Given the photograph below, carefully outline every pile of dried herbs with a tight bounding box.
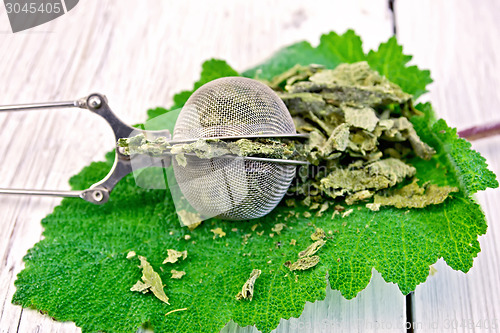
[272,61,457,209]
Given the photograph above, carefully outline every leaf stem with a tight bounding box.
[458,122,500,141]
[165,308,188,316]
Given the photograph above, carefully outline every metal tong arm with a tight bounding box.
[0,100,81,112]
[0,94,170,204]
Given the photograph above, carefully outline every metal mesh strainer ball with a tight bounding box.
[172,77,297,220]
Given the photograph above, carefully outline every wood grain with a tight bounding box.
[396,0,500,332]
[0,1,402,332]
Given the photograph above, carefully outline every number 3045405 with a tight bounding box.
[5,2,62,14]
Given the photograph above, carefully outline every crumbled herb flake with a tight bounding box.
[342,209,354,218]
[131,256,170,304]
[271,223,286,235]
[210,227,226,239]
[242,233,252,245]
[236,269,262,301]
[130,280,151,294]
[175,153,187,167]
[345,190,373,205]
[366,203,381,211]
[309,203,320,210]
[310,228,326,241]
[285,255,320,271]
[163,249,188,264]
[170,270,186,280]
[315,202,329,217]
[177,210,202,229]
[298,239,326,258]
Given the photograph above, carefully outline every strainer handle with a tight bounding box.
[0,94,172,204]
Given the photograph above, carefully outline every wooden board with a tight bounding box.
[396,0,500,331]
[0,1,403,332]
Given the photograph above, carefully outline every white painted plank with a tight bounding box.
[396,1,500,331]
[271,270,405,333]
[222,271,406,333]
[0,1,401,332]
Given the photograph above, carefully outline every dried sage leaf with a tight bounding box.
[285,255,320,271]
[374,180,459,208]
[298,239,326,258]
[236,269,262,301]
[345,190,373,205]
[343,105,379,132]
[177,210,202,229]
[366,203,381,211]
[322,123,350,155]
[131,256,170,304]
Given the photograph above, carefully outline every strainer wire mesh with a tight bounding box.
[172,77,297,220]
